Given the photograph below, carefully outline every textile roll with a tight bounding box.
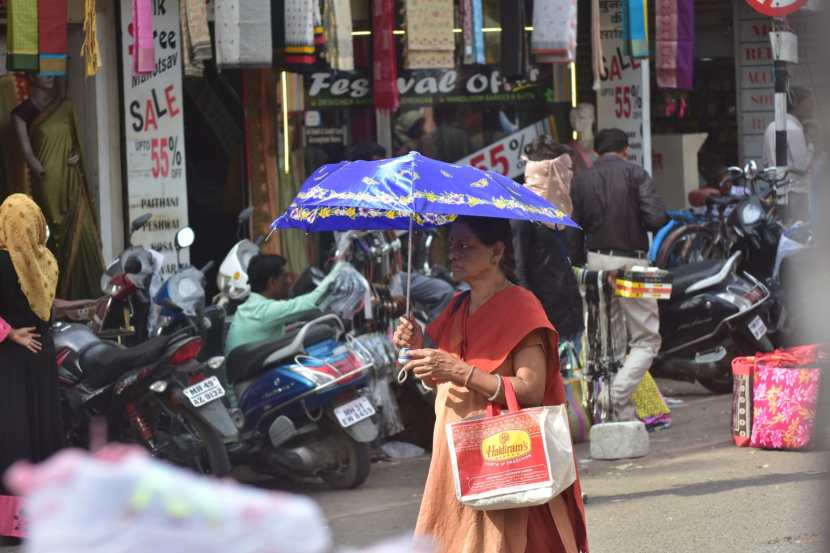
[8,0,39,72]
[38,0,68,76]
[623,0,649,59]
[655,0,694,90]
[215,0,273,68]
[531,0,577,64]
[133,0,154,75]
[404,0,454,70]
[181,0,212,77]
[372,0,399,111]
[500,0,526,78]
[471,0,484,64]
[591,0,606,90]
[323,0,354,71]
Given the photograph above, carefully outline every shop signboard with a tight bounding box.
[305,65,554,109]
[595,0,649,169]
[456,117,560,179]
[120,0,189,275]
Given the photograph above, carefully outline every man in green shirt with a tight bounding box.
[225,254,343,354]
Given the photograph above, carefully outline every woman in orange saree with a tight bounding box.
[394,216,589,553]
[12,75,103,300]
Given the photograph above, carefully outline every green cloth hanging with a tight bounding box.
[8,0,39,71]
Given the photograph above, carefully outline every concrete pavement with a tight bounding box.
[2,381,827,552]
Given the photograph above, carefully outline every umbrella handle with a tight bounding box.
[405,216,414,317]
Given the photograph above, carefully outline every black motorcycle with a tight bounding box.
[54,322,237,475]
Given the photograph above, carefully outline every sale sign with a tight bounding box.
[456,116,559,179]
[596,1,648,167]
[121,0,189,275]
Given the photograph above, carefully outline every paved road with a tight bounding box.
[3,381,827,552]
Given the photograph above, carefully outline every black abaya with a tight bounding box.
[0,250,63,494]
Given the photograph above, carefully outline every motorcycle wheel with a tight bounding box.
[698,336,774,394]
[320,426,371,490]
[655,224,727,269]
[171,403,233,477]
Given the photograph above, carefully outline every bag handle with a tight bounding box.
[486,377,520,417]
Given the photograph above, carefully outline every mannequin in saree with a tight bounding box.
[569,103,596,169]
[12,74,103,300]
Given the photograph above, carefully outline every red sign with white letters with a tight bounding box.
[744,0,807,17]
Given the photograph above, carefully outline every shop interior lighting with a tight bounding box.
[352,26,534,36]
[281,71,290,175]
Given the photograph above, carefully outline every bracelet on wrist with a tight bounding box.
[487,374,503,402]
[462,365,476,388]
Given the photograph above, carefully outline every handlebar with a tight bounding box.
[200,261,215,274]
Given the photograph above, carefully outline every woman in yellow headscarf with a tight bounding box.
[0,194,64,530]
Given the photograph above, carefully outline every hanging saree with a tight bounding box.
[133,0,155,75]
[500,0,527,78]
[11,99,104,300]
[0,75,32,199]
[403,0,454,70]
[273,0,316,71]
[472,0,484,64]
[38,0,68,76]
[623,0,649,60]
[7,0,39,72]
[372,0,399,112]
[655,0,694,90]
[531,0,577,65]
[181,0,212,77]
[323,0,354,71]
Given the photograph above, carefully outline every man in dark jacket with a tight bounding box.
[512,136,585,349]
[571,128,668,421]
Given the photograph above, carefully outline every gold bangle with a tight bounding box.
[463,365,476,388]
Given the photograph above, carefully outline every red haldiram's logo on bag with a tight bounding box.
[481,430,532,462]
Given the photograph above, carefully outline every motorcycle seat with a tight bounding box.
[80,335,173,389]
[669,259,725,298]
[226,325,337,384]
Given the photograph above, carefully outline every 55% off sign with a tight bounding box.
[457,118,557,179]
[149,135,184,179]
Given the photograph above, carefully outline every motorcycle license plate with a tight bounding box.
[333,397,376,428]
[748,316,768,341]
[183,376,226,408]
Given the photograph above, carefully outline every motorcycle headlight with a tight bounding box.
[177,277,200,299]
[739,201,763,226]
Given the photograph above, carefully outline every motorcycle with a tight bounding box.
[221,311,379,489]
[579,251,773,405]
[53,322,237,475]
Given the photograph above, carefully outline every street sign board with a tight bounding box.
[744,0,807,17]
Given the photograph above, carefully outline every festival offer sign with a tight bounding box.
[596,0,647,166]
[121,0,189,274]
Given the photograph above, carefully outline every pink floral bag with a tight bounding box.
[750,350,824,450]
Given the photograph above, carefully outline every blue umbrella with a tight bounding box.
[272,151,578,232]
[271,151,578,324]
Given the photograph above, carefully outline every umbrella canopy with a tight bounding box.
[271,151,578,232]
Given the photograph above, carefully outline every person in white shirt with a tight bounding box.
[762,87,815,221]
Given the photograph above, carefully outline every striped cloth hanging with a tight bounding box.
[38,0,68,75]
[656,0,694,89]
[623,0,649,59]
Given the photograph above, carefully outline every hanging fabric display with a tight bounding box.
[323,0,354,71]
[591,0,605,89]
[472,0,484,64]
[372,0,399,112]
[500,0,527,78]
[313,2,326,66]
[655,0,694,90]
[460,0,474,64]
[81,0,101,76]
[273,0,316,71]
[531,0,577,64]
[623,0,649,59]
[133,0,154,75]
[403,0,454,69]
[181,0,212,77]
[7,0,39,71]
[215,0,273,68]
[38,0,68,75]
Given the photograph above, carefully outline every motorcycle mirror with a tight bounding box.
[238,206,254,223]
[130,214,153,234]
[175,227,196,250]
[744,160,759,180]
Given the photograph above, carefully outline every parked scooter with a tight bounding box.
[222,312,378,489]
[53,322,237,475]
